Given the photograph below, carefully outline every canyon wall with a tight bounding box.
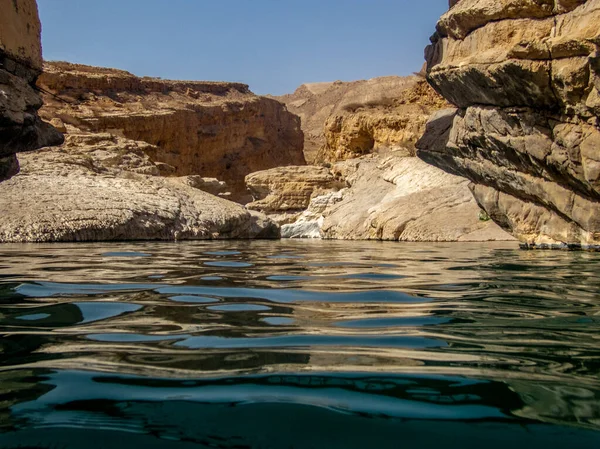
[417,0,600,249]
[276,76,447,163]
[38,62,305,201]
[0,0,63,179]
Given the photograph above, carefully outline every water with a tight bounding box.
[0,240,599,448]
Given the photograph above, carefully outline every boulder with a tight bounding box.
[249,154,514,242]
[245,165,343,224]
[319,155,513,242]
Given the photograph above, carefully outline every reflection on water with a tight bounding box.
[0,240,599,448]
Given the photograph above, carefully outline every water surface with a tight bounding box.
[0,241,599,448]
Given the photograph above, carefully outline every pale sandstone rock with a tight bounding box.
[275,76,447,163]
[418,0,600,249]
[245,166,343,224]
[169,176,231,197]
[0,0,63,172]
[252,154,513,242]
[281,190,346,239]
[37,62,305,201]
[319,155,513,242]
[316,79,449,163]
[0,0,43,70]
[0,132,279,242]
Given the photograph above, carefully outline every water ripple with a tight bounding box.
[0,241,599,446]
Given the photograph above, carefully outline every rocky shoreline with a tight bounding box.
[0,131,279,242]
[246,155,513,242]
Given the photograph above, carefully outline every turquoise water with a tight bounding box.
[0,240,599,448]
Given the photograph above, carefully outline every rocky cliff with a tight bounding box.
[417,0,600,249]
[0,0,63,180]
[276,76,447,163]
[37,62,305,201]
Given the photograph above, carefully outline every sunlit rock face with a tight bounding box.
[417,0,600,249]
[245,155,513,242]
[276,76,448,164]
[245,165,344,226]
[0,131,280,242]
[37,62,305,202]
[0,0,64,181]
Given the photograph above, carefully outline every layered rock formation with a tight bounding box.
[276,76,447,163]
[0,131,278,242]
[417,0,600,249]
[246,166,343,224]
[246,154,513,242]
[37,62,305,201]
[0,0,63,180]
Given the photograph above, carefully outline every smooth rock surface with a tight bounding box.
[418,0,600,249]
[319,156,513,242]
[253,154,513,242]
[0,132,279,242]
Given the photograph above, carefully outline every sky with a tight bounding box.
[37,0,449,96]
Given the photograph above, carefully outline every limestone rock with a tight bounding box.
[319,155,513,242]
[37,61,305,201]
[418,0,600,249]
[0,0,43,70]
[275,76,447,163]
[0,132,279,242]
[245,165,343,224]
[281,190,346,239]
[255,154,513,242]
[316,79,449,163]
[0,0,63,170]
[169,176,231,198]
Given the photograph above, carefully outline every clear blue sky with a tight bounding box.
[37,0,448,96]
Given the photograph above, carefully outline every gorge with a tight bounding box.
[1,0,598,249]
[1,2,600,448]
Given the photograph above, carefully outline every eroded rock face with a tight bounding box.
[317,79,449,163]
[246,154,513,242]
[0,131,279,242]
[245,166,343,224]
[417,0,600,249]
[0,0,63,178]
[275,76,447,163]
[38,62,305,201]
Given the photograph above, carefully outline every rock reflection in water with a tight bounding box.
[0,241,599,447]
